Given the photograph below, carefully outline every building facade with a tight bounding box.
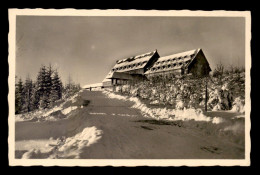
[102,48,211,87]
[102,50,160,87]
[145,48,211,78]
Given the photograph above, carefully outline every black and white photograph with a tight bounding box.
[8,9,251,166]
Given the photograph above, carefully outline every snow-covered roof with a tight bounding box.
[104,71,134,80]
[83,83,103,89]
[102,71,113,83]
[145,48,200,74]
[111,50,157,72]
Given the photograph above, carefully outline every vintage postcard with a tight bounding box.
[8,9,251,166]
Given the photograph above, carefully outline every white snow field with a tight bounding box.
[103,90,228,124]
[15,92,80,122]
[17,126,103,159]
[15,90,245,159]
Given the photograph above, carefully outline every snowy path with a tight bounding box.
[15,90,244,159]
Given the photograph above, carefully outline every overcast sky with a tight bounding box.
[16,16,245,86]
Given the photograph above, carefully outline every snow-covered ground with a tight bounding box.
[17,126,103,159]
[102,90,238,124]
[102,89,245,143]
[15,90,245,159]
[15,93,81,122]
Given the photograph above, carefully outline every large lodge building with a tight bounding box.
[101,48,211,88]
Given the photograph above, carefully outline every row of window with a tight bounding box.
[112,61,148,71]
[150,60,190,72]
[155,54,194,65]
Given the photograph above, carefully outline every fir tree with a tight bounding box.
[22,76,33,113]
[15,78,24,114]
[31,82,39,110]
[49,70,63,107]
[46,64,54,107]
[35,65,49,108]
[39,91,49,109]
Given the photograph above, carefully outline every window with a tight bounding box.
[173,63,177,67]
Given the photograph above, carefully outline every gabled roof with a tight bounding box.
[144,48,201,74]
[103,71,134,80]
[111,50,158,72]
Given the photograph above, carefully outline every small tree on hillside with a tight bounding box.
[30,82,39,111]
[35,65,50,109]
[46,64,54,98]
[15,78,24,114]
[49,70,63,107]
[213,62,225,87]
[22,76,33,113]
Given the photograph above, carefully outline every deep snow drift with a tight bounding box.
[17,126,103,159]
[15,93,81,122]
[15,90,245,159]
[102,90,226,124]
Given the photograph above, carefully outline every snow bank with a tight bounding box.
[15,91,84,122]
[21,126,103,159]
[68,94,79,103]
[43,106,62,117]
[61,106,78,115]
[16,139,58,152]
[103,90,224,124]
[15,114,28,122]
[58,126,103,158]
[231,97,245,113]
[212,117,225,124]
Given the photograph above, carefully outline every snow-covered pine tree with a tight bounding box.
[49,69,63,107]
[39,91,49,109]
[36,65,45,97]
[22,76,33,113]
[46,64,54,108]
[30,82,39,110]
[37,65,50,109]
[15,78,24,114]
